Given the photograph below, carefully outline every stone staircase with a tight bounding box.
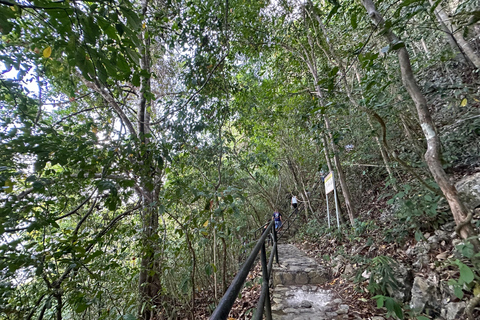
[272,244,329,286]
[271,244,349,320]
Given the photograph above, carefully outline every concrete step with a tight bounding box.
[270,244,343,319]
[271,285,343,320]
[272,244,330,286]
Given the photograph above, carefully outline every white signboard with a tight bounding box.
[324,171,340,229]
[324,172,334,194]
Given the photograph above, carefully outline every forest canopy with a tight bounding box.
[1,0,480,319]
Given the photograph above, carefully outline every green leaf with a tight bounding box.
[414,230,424,242]
[75,302,88,313]
[390,41,405,51]
[459,262,474,284]
[454,285,464,299]
[372,295,385,308]
[393,303,404,319]
[132,73,140,87]
[350,12,358,29]
[120,7,142,30]
[115,23,124,36]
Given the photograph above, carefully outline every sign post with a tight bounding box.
[324,172,340,229]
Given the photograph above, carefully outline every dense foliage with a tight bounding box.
[1,0,479,319]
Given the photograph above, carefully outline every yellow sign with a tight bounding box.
[324,172,334,194]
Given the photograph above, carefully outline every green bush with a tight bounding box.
[383,184,448,243]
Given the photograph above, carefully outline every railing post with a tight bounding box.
[272,227,279,265]
[260,243,272,320]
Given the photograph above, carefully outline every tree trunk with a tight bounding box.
[185,230,196,320]
[55,293,62,320]
[322,133,334,172]
[221,236,227,294]
[429,0,480,69]
[321,132,346,224]
[324,115,356,225]
[361,0,480,251]
[138,204,161,319]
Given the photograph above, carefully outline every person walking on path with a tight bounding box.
[272,210,283,230]
[291,194,298,212]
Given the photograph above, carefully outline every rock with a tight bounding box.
[361,270,371,279]
[410,274,442,313]
[442,301,466,320]
[434,229,449,242]
[296,272,308,285]
[283,307,298,314]
[283,272,294,285]
[332,298,343,304]
[300,300,312,308]
[332,255,345,275]
[337,304,349,314]
[367,244,378,257]
[413,254,430,270]
[405,246,415,256]
[325,311,338,317]
[436,252,448,260]
[452,239,462,246]
[427,235,440,250]
[371,317,385,320]
[343,264,354,276]
[441,221,456,232]
[386,263,414,302]
[414,241,431,255]
[455,172,480,211]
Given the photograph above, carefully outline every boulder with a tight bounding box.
[332,255,345,275]
[410,274,442,314]
[343,263,354,276]
[455,172,480,211]
[441,301,466,320]
[386,263,413,302]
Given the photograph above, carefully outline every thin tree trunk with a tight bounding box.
[138,205,161,320]
[361,0,480,251]
[322,133,334,172]
[185,231,196,320]
[221,236,227,294]
[367,116,398,190]
[429,0,480,69]
[324,115,356,225]
[55,293,62,320]
[321,132,346,223]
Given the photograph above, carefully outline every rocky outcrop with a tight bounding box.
[410,274,442,315]
[455,172,480,211]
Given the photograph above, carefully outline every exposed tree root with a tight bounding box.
[466,292,480,320]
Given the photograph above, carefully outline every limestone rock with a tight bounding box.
[410,274,442,313]
[455,172,480,211]
[442,301,466,320]
[337,304,349,314]
[413,254,430,270]
[385,263,413,302]
[343,263,354,276]
[300,300,312,308]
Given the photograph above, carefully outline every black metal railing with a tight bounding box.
[210,219,278,320]
[210,205,303,320]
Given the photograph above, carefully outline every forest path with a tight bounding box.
[271,244,350,319]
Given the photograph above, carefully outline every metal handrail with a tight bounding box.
[252,204,303,241]
[210,220,278,320]
[277,204,303,240]
[210,205,303,320]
